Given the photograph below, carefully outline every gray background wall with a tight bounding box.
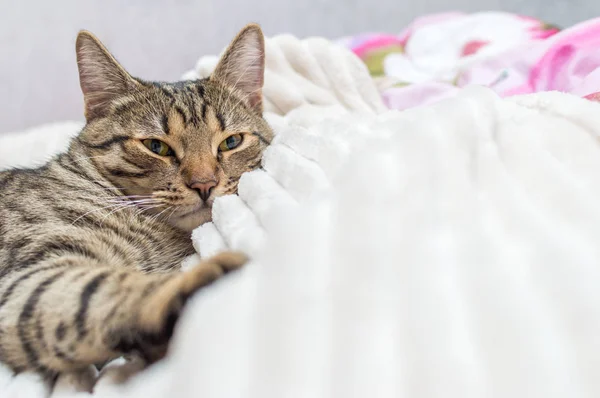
[1,0,598,133]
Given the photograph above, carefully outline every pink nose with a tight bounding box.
[189,180,217,202]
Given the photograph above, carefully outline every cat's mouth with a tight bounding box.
[174,200,212,219]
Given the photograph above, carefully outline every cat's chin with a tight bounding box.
[168,205,213,232]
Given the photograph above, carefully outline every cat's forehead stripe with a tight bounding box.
[154,81,232,134]
[160,81,210,130]
[215,110,226,131]
[160,114,169,135]
[173,106,188,126]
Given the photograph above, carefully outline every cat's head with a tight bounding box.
[72,24,273,232]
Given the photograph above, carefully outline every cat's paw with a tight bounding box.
[95,357,147,388]
[180,250,248,294]
[134,250,248,363]
[206,250,249,272]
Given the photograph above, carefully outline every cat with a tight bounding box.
[0,23,273,383]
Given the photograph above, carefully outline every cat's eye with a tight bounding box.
[218,134,243,152]
[142,139,174,157]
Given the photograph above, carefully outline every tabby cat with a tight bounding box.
[0,23,273,382]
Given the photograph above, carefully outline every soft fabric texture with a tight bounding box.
[182,35,387,116]
[338,12,600,109]
[0,122,83,170]
[3,33,600,398]
[155,86,600,398]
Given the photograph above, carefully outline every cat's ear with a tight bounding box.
[76,30,140,121]
[211,24,265,113]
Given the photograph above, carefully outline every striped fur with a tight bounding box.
[0,24,273,383]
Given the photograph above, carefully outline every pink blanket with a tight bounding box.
[337,12,600,109]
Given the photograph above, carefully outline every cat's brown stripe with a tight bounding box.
[53,345,75,364]
[18,270,68,371]
[174,105,188,126]
[161,114,170,135]
[185,90,201,127]
[120,156,146,171]
[200,102,208,122]
[106,167,151,179]
[0,265,62,308]
[196,83,206,98]
[0,23,272,386]
[215,110,227,131]
[159,86,175,100]
[75,272,110,338]
[79,135,130,150]
[35,317,47,347]
[55,322,66,341]
[252,131,271,145]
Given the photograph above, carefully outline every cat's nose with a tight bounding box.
[189,180,217,202]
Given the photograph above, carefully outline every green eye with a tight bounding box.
[142,139,174,156]
[218,134,243,152]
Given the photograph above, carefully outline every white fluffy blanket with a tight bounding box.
[3,35,600,398]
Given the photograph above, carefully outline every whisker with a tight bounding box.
[98,201,163,225]
[107,197,160,204]
[70,202,138,225]
[161,205,180,223]
[147,206,172,223]
[132,204,165,221]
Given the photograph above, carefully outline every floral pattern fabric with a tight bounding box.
[337,12,600,109]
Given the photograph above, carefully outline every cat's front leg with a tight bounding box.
[123,250,248,365]
[0,251,247,377]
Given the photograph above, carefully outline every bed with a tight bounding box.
[2,13,600,397]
